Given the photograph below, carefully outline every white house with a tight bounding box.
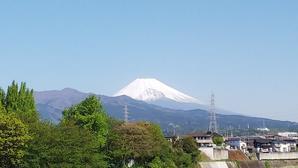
[272,141,291,153]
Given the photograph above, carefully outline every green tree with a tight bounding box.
[212,135,224,146]
[171,137,199,168]
[62,95,109,146]
[25,121,107,168]
[0,93,5,113]
[173,150,193,168]
[149,157,164,168]
[5,81,19,112]
[5,81,38,123]
[0,113,31,167]
[106,122,176,168]
[148,157,176,168]
[177,136,200,164]
[0,87,5,109]
[107,122,153,166]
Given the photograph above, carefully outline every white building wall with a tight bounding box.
[258,152,298,160]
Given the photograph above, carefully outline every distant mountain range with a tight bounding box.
[34,88,298,134]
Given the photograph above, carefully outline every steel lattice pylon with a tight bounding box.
[208,93,218,133]
[124,105,129,123]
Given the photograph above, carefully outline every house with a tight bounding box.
[271,139,297,152]
[227,137,247,153]
[272,140,291,152]
[165,135,179,143]
[243,136,264,153]
[283,139,297,152]
[187,132,228,160]
[265,134,282,140]
[254,138,273,153]
[278,132,298,140]
[187,132,221,147]
[252,136,298,153]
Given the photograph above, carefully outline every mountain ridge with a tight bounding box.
[34,88,298,134]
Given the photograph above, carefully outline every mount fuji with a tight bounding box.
[114,78,205,110]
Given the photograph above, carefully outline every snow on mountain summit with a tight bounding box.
[114,78,202,104]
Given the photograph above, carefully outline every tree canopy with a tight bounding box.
[0,81,38,167]
[25,121,107,167]
[106,122,174,167]
[0,81,202,167]
[62,95,109,146]
[212,135,224,146]
[174,136,200,167]
[0,113,31,167]
[3,81,38,123]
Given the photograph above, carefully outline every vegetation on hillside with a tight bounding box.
[0,81,201,168]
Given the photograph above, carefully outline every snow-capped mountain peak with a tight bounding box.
[114,78,202,104]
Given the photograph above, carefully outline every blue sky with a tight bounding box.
[0,1,297,121]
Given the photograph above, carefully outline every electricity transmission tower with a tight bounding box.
[208,93,218,133]
[124,105,129,123]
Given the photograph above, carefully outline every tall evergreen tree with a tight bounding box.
[5,81,19,113]
[5,81,38,123]
[18,82,27,111]
[0,88,5,107]
[0,88,5,113]
[25,89,37,117]
[0,101,4,113]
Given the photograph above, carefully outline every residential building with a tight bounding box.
[227,137,247,153]
[278,132,298,140]
[188,132,216,147]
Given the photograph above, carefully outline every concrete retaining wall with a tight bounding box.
[258,152,298,160]
[200,148,214,160]
[214,148,229,160]
[199,161,233,168]
[200,160,298,168]
[200,147,229,160]
[199,161,263,168]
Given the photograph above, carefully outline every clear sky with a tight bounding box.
[0,1,297,122]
